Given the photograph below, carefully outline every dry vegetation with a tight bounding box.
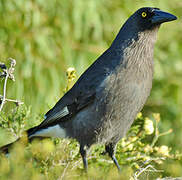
[0,0,182,179]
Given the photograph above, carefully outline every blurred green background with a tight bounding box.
[0,0,182,172]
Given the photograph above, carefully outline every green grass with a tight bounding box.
[0,104,181,179]
[0,0,182,179]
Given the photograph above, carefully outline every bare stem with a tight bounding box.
[0,58,22,112]
[0,70,9,112]
[0,95,23,106]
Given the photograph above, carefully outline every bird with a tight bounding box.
[0,7,177,172]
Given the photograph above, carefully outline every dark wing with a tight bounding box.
[40,88,96,128]
[30,48,123,132]
[27,76,99,136]
[36,50,116,129]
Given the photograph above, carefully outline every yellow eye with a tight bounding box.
[141,12,147,18]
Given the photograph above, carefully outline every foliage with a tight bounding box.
[0,61,182,179]
[0,102,181,179]
[0,0,182,179]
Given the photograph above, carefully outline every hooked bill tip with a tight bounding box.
[151,9,177,24]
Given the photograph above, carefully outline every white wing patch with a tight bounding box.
[45,106,69,122]
[29,125,67,138]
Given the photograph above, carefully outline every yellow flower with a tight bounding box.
[66,67,76,82]
[153,113,160,123]
[137,112,142,118]
[64,67,77,92]
[121,138,126,147]
[144,145,153,153]
[144,118,154,135]
[157,145,170,157]
[127,143,134,151]
[134,163,140,169]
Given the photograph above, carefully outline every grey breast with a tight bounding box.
[70,63,153,146]
[68,32,155,146]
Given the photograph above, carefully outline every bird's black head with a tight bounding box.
[111,7,177,48]
[133,7,177,31]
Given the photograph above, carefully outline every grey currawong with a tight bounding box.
[1,7,177,171]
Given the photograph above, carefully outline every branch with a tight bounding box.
[0,95,23,106]
[0,58,22,112]
[133,165,163,180]
[0,69,9,111]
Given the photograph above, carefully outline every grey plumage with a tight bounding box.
[1,7,177,171]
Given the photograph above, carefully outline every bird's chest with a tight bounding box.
[98,66,152,108]
[114,66,152,105]
[95,65,153,142]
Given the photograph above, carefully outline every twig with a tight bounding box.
[0,69,9,112]
[59,162,70,180]
[0,58,22,112]
[0,95,23,106]
[133,164,163,180]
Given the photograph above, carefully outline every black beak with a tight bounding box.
[151,9,177,25]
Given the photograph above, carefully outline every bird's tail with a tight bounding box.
[27,126,38,138]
